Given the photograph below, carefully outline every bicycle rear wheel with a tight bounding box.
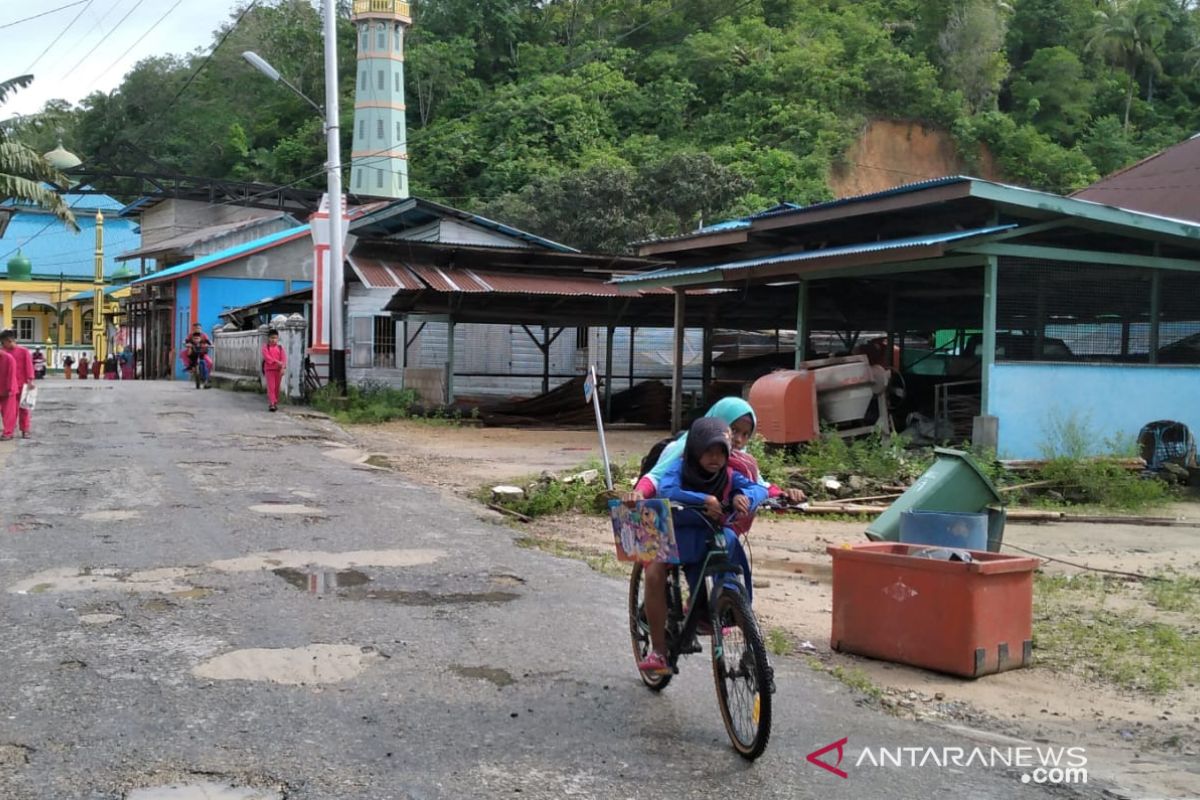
[628,561,672,691]
[193,366,202,389]
[710,588,773,760]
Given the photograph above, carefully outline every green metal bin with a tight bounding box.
[866,448,1005,547]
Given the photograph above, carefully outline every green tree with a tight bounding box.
[0,76,77,230]
[1081,114,1140,175]
[937,0,1011,112]
[1010,47,1094,144]
[1087,0,1168,130]
[1006,0,1095,67]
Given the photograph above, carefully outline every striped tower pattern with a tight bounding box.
[350,0,411,199]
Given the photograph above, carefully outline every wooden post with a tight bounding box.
[541,325,551,395]
[701,324,713,407]
[671,289,686,433]
[628,326,636,389]
[981,256,999,416]
[446,318,456,404]
[605,325,615,423]
[794,280,809,369]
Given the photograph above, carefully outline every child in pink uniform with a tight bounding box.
[0,347,18,441]
[261,328,286,412]
[0,331,34,438]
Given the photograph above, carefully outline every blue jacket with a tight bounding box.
[657,461,768,563]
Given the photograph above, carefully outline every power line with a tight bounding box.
[58,0,133,79]
[0,1,88,30]
[26,0,94,73]
[89,0,185,89]
[0,193,94,263]
[66,0,147,87]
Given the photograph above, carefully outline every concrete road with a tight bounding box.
[0,382,1111,799]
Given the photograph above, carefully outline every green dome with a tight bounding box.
[43,142,82,171]
[111,263,134,282]
[6,251,32,280]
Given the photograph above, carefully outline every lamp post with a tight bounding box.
[242,5,346,391]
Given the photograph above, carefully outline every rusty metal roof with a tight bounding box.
[349,255,666,297]
[1073,133,1200,223]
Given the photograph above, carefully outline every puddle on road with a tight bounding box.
[209,549,445,574]
[450,665,516,687]
[79,613,122,625]
[192,644,383,686]
[340,588,519,606]
[126,782,282,800]
[272,568,370,594]
[8,567,192,595]
[82,510,141,522]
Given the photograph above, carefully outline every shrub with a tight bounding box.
[312,380,419,424]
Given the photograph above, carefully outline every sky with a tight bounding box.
[1,0,248,118]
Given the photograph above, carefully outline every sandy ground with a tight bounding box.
[354,420,1200,798]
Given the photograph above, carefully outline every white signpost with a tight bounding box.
[584,365,614,491]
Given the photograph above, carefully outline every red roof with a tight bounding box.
[1073,133,1200,223]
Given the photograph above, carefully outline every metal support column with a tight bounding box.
[671,289,686,433]
[794,280,809,369]
[981,256,999,416]
[605,326,615,423]
[542,325,551,395]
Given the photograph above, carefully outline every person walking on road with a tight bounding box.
[62,354,74,380]
[261,328,286,412]
[77,354,89,380]
[2,330,36,439]
[0,345,18,441]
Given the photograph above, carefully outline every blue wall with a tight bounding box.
[989,363,1200,458]
[173,276,304,379]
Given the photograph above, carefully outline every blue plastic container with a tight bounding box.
[899,510,989,551]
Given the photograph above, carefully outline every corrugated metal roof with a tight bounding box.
[117,214,296,261]
[352,256,665,297]
[748,176,970,221]
[349,196,580,253]
[1072,132,1200,224]
[67,285,130,302]
[616,225,1015,286]
[132,225,311,285]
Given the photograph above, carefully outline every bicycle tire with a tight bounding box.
[710,588,773,760]
[628,561,672,692]
[193,366,202,390]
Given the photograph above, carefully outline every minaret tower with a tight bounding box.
[350,0,411,198]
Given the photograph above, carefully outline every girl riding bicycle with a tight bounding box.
[627,417,767,676]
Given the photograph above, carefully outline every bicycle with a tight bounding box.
[627,502,774,760]
[186,349,212,390]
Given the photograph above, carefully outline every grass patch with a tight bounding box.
[1033,572,1200,694]
[1033,457,1170,511]
[514,534,629,579]
[481,458,637,519]
[766,627,793,656]
[312,380,477,426]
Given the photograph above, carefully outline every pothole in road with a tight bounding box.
[0,742,33,767]
[6,516,53,533]
[79,613,122,625]
[272,568,371,594]
[450,665,516,687]
[126,781,282,800]
[248,504,326,518]
[191,644,384,686]
[340,588,519,606]
[156,411,193,418]
[209,549,445,574]
[7,567,193,595]
[82,510,141,522]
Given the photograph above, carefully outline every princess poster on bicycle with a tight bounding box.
[609,498,679,563]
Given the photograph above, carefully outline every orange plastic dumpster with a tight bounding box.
[828,543,1039,678]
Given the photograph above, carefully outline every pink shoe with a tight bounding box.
[637,651,671,676]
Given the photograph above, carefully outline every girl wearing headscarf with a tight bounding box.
[631,417,767,676]
[633,396,806,535]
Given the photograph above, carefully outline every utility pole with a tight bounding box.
[323,0,346,392]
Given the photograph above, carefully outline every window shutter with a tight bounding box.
[350,315,374,368]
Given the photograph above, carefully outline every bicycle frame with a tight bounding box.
[664,509,748,672]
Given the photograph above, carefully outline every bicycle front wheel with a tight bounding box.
[710,588,773,760]
[193,367,202,389]
[628,561,672,692]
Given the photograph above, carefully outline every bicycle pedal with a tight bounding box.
[680,636,704,655]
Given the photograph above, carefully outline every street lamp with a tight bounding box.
[241,30,346,392]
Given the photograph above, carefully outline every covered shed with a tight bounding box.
[617,176,1200,458]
